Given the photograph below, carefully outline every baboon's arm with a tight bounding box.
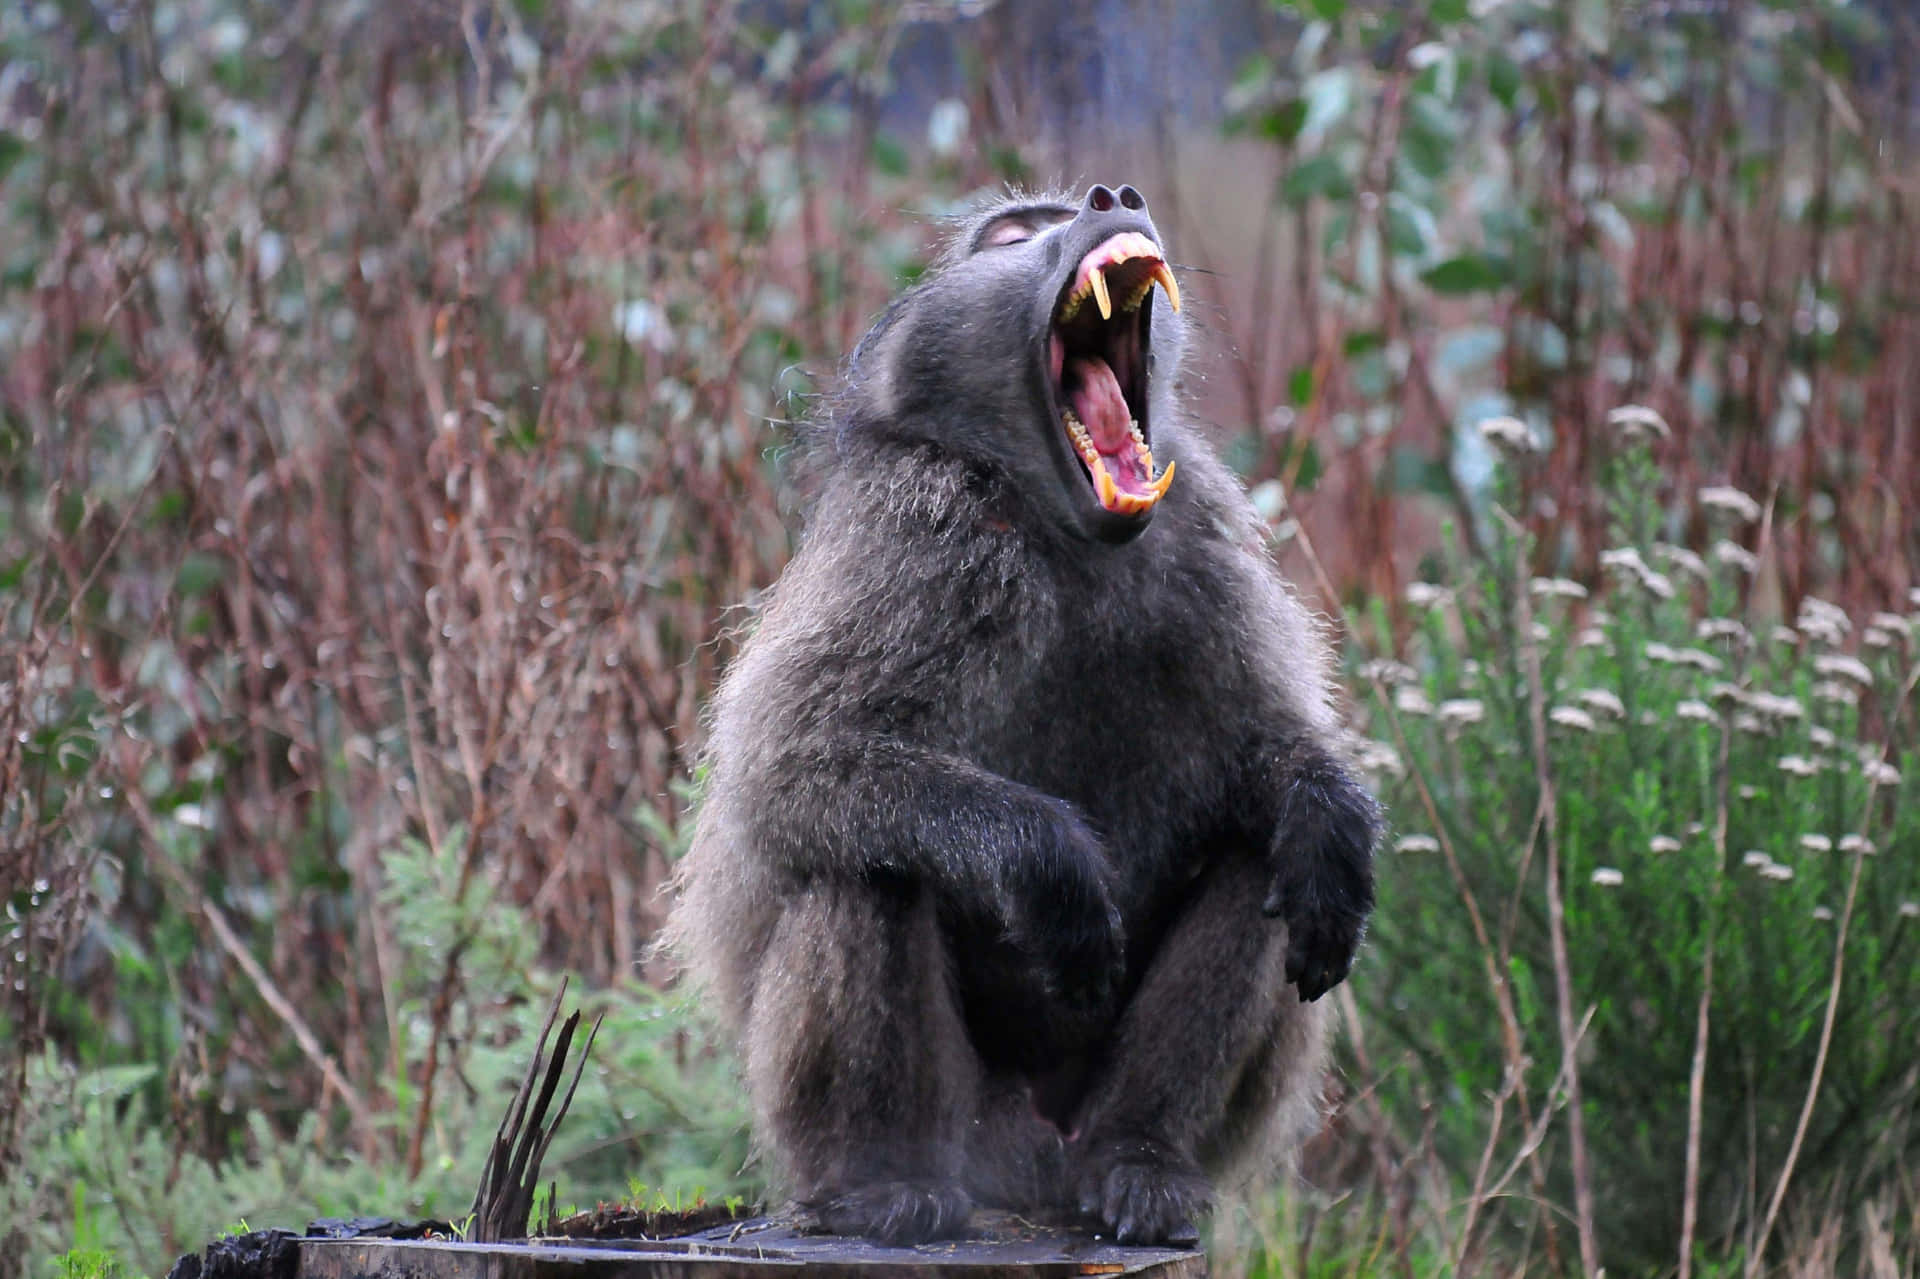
[746,737,1125,1013]
[1249,738,1382,1002]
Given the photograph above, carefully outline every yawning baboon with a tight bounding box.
[670,183,1381,1247]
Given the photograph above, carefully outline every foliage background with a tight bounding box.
[2,1,1916,1275]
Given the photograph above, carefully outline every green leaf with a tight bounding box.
[176,551,227,599]
[870,134,909,178]
[1288,438,1323,490]
[1399,94,1458,181]
[1287,364,1316,407]
[0,131,26,184]
[1421,253,1508,295]
[1298,68,1353,144]
[1281,154,1350,205]
[1259,99,1308,145]
[1487,53,1522,109]
[1385,195,1437,260]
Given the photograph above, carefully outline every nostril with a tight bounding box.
[1086,184,1116,213]
[1118,185,1145,211]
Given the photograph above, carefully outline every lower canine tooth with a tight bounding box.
[1148,459,1177,498]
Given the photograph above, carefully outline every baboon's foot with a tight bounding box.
[1075,1136,1211,1246]
[813,1179,973,1245]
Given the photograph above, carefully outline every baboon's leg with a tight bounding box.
[1070,852,1330,1244]
[742,876,978,1244]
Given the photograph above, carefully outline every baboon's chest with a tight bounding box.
[965,607,1245,850]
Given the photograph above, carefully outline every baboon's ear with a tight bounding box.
[846,311,905,424]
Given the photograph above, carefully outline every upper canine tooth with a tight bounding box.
[1151,263,1181,313]
[1090,269,1112,320]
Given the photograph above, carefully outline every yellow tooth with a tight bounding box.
[1095,462,1118,508]
[1151,263,1181,312]
[1090,268,1112,320]
[1148,459,1177,498]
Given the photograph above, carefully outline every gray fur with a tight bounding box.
[669,185,1380,1247]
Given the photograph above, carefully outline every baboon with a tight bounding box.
[670,184,1381,1248]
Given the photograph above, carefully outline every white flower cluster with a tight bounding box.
[1796,597,1852,646]
[1860,757,1901,788]
[1649,834,1682,853]
[1549,705,1597,732]
[1811,680,1860,707]
[1600,547,1675,600]
[1437,699,1487,728]
[1709,687,1803,733]
[1812,653,1873,687]
[1699,485,1763,524]
[1395,834,1440,854]
[1864,613,1911,650]
[1654,544,1708,581]
[1606,404,1670,443]
[1644,642,1723,672]
[1406,582,1452,609]
[1529,577,1589,600]
[1576,688,1625,719]
[1478,415,1536,455]
[1361,659,1419,687]
[1839,834,1876,856]
[1396,687,1434,716]
[1591,867,1625,887]
[1353,740,1407,780]
[1740,851,1798,882]
[1695,618,1750,645]
[1712,540,1760,575]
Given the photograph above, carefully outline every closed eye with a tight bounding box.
[975,209,1072,251]
[981,219,1038,248]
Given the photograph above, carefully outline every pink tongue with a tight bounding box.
[1067,356,1132,453]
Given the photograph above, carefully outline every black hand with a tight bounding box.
[1261,756,1381,1002]
[1001,806,1125,1015]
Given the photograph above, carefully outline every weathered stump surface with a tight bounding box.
[299,1212,1207,1278]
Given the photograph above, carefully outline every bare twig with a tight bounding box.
[1680,635,1743,1279]
[1498,507,1600,1277]
[115,771,375,1146]
[470,979,605,1242]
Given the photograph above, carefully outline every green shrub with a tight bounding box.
[4,833,749,1277]
[1355,421,1919,1273]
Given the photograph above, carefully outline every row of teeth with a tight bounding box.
[1058,249,1182,322]
[1063,408,1178,515]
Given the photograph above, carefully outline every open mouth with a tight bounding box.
[1047,232,1180,518]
